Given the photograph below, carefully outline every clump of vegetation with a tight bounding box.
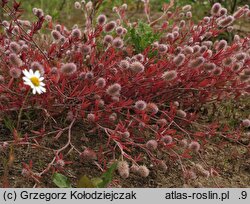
[0,0,249,187]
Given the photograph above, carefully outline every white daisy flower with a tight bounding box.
[22,69,46,94]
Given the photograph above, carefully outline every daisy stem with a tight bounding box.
[17,90,30,131]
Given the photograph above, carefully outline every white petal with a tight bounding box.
[32,88,36,94]
[36,87,42,94]
[29,69,34,75]
[23,77,30,82]
[35,70,41,78]
[23,70,31,78]
[39,77,44,81]
[24,81,35,88]
[40,82,45,86]
[40,86,46,93]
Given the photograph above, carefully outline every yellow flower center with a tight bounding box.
[30,77,40,87]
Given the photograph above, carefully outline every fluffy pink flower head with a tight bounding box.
[146,103,159,114]
[130,61,145,73]
[9,41,20,53]
[9,68,21,78]
[134,100,147,111]
[146,140,158,151]
[242,119,250,127]
[117,161,130,179]
[138,165,150,178]
[112,37,124,48]
[211,3,221,16]
[60,63,77,75]
[97,14,107,25]
[96,77,106,88]
[119,60,130,69]
[106,83,121,96]
[9,53,23,67]
[162,70,177,81]
[188,141,200,153]
[104,21,116,32]
[161,135,173,145]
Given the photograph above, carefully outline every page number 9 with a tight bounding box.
[240,191,247,199]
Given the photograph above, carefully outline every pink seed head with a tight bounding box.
[119,60,130,69]
[161,135,173,145]
[189,56,205,68]
[97,14,107,25]
[31,61,44,75]
[81,45,91,55]
[103,35,113,44]
[204,63,216,71]
[162,70,177,81]
[80,148,97,161]
[85,71,94,80]
[173,54,185,66]
[146,103,159,114]
[55,24,62,32]
[96,77,106,88]
[158,44,168,53]
[180,139,188,148]
[232,62,243,72]
[211,3,221,16]
[9,68,21,78]
[213,67,223,76]
[182,5,192,12]
[61,63,77,75]
[111,96,119,102]
[0,75,4,84]
[236,52,247,61]
[186,11,192,18]
[130,61,145,73]
[9,41,20,53]
[220,8,227,16]
[157,161,168,172]
[87,113,95,122]
[109,113,117,122]
[216,39,227,50]
[106,83,121,96]
[122,131,130,138]
[116,26,124,35]
[184,46,193,54]
[157,118,167,126]
[242,119,250,128]
[51,30,61,41]
[138,165,150,178]
[130,164,139,173]
[104,21,116,32]
[134,100,147,111]
[71,28,82,39]
[222,58,233,66]
[179,20,186,28]
[21,44,29,52]
[203,16,210,24]
[45,15,52,22]
[218,15,234,27]
[188,141,200,152]
[35,9,44,18]
[176,109,187,118]
[9,53,23,67]
[74,1,81,9]
[117,161,130,179]
[112,37,124,48]
[146,140,158,151]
